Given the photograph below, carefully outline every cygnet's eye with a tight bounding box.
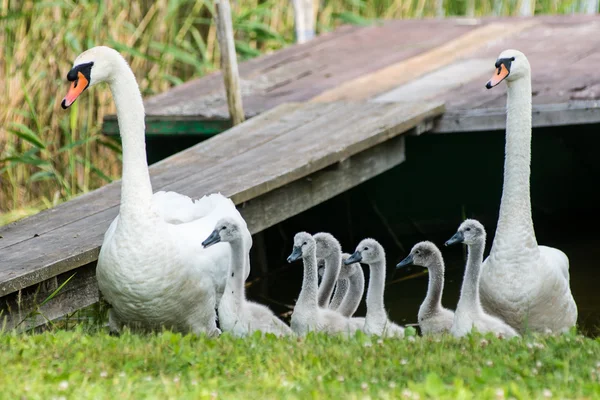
[466,227,471,232]
[221,226,227,231]
[415,250,420,255]
[303,241,307,246]
[364,247,369,251]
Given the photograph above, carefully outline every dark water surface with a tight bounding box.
[245,126,600,336]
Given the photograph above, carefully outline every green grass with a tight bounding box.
[1,328,598,399]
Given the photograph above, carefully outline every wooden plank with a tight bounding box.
[158,101,445,204]
[0,103,304,251]
[0,101,444,296]
[138,25,362,120]
[435,19,600,111]
[310,20,539,102]
[132,19,476,121]
[240,134,406,233]
[215,0,245,125]
[1,263,99,331]
[433,101,600,133]
[103,118,231,137]
[0,133,409,332]
[373,58,491,103]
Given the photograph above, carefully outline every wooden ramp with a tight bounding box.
[104,15,600,138]
[0,101,444,330]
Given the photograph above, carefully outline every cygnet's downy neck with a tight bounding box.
[338,267,364,317]
[492,73,539,258]
[328,278,348,310]
[298,251,319,310]
[457,240,485,314]
[419,258,446,318]
[317,251,341,308]
[366,259,387,319]
[109,59,153,219]
[224,240,247,303]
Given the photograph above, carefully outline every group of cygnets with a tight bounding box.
[60,44,578,339]
[199,217,518,338]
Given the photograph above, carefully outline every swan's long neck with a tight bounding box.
[329,278,348,310]
[490,73,539,260]
[109,60,153,220]
[225,240,247,304]
[366,260,387,319]
[317,251,341,308]
[298,251,319,311]
[339,268,364,317]
[457,240,485,314]
[419,259,445,318]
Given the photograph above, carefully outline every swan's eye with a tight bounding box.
[415,250,420,255]
[221,226,226,231]
[466,228,471,232]
[303,241,307,246]
[364,247,368,251]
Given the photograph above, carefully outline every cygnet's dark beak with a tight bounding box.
[445,231,465,246]
[396,254,414,269]
[344,251,362,265]
[202,229,221,248]
[287,246,302,263]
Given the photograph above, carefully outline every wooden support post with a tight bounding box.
[436,0,445,17]
[580,0,598,14]
[292,0,315,44]
[466,0,475,17]
[214,0,245,126]
[518,0,533,16]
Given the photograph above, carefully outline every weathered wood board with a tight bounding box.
[0,100,444,329]
[104,15,600,136]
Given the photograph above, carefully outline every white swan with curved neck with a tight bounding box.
[288,232,359,336]
[62,46,251,335]
[445,220,519,338]
[202,218,292,337]
[482,49,577,334]
[346,239,404,337]
[396,241,454,335]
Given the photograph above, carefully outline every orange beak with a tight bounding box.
[61,71,89,109]
[486,64,510,89]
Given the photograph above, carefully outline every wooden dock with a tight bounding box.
[0,101,442,330]
[103,15,600,138]
[3,14,600,330]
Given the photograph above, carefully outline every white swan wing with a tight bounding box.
[539,245,570,281]
[159,192,252,301]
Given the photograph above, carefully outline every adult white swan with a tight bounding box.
[482,49,577,333]
[61,46,251,335]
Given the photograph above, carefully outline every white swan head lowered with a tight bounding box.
[287,232,316,263]
[396,241,442,269]
[344,238,383,265]
[486,49,530,89]
[62,46,125,109]
[202,217,244,248]
[445,219,486,246]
